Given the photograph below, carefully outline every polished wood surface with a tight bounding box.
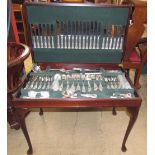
[7,42,30,93]
[7,42,30,129]
[12,64,141,154]
[123,0,147,88]
[12,4,28,44]
[9,3,142,154]
[123,1,147,61]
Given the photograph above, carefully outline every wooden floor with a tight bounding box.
[7,72,147,155]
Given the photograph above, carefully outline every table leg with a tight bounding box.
[39,108,43,115]
[112,107,117,115]
[121,107,139,152]
[16,109,33,155]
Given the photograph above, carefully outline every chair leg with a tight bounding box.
[39,108,43,115]
[112,107,117,115]
[7,106,20,130]
[134,68,142,89]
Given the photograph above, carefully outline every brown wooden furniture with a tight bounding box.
[123,37,147,88]
[7,42,31,129]
[123,0,147,89]
[91,0,147,88]
[13,64,142,155]
[10,3,142,155]
[12,4,28,44]
[7,5,20,129]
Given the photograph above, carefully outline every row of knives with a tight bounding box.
[32,35,124,50]
[30,22,124,36]
[31,22,125,50]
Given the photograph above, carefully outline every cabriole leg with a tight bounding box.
[16,109,33,155]
[39,108,43,115]
[121,107,139,152]
[112,107,117,115]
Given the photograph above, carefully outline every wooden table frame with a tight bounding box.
[12,64,142,155]
[9,3,142,154]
